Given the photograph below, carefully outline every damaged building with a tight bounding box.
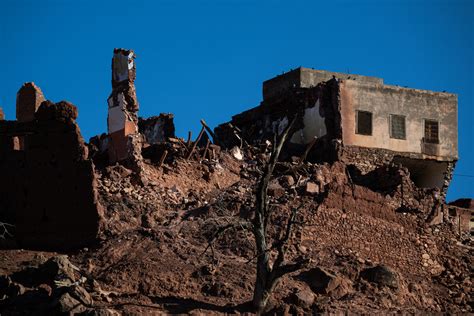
[0,50,469,252]
[215,67,458,199]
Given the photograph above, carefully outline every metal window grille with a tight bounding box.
[424,120,439,143]
[356,110,372,135]
[390,115,406,139]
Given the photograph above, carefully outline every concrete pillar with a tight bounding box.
[107,48,140,163]
[16,82,45,122]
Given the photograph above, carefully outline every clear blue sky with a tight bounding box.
[0,0,472,200]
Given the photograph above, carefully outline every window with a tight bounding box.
[356,110,372,135]
[390,115,406,140]
[424,119,439,143]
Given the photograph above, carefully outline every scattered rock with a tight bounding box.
[305,182,319,195]
[268,182,286,198]
[69,285,93,306]
[280,175,295,187]
[53,292,85,314]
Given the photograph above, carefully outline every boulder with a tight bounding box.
[360,265,398,289]
[54,292,84,313]
[291,288,315,308]
[300,267,342,295]
[40,255,79,285]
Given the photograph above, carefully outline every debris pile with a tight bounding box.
[0,53,471,314]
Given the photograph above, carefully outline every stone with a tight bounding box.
[360,265,398,289]
[280,175,295,187]
[422,253,430,260]
[69,285,93,306]
[291,289,315,308]
[299,267,342,295]
[40,255,79,283]
[305,182,319,195]
[268,182,285,199]
[54,292,83,313]
[230,146,243,160]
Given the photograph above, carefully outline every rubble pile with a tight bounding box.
[0,54,471,314]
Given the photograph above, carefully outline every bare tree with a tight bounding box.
[202,115,307,313]
[251,115,308,313]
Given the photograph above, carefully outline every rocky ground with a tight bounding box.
[0,145,472,315]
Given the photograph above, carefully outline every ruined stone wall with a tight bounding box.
[0,101,102,249]
[339,80,458,161]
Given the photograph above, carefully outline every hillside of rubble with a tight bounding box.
[0,142,472,315]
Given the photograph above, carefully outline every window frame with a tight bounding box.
[355,110,373,136]
[424,119,440,144]
[389,114,406,140]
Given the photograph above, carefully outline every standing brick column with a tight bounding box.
[107,48,140,163]
[16,82,45,122]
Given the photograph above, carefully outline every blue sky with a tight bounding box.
[0,0,472,200]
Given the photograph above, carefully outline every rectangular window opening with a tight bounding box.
[424,119,439,144]
[356,110,372,136]
[390,114,406,140]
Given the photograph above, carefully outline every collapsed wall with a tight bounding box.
[0,83,102,249]
[215,69,457,200]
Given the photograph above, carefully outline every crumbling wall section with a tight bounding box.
[16,82,45,122]
[0,100,103,249]
[340,145,455,200]
[138,114,175,145]
[107,48,140,163]
[215,82,338,148]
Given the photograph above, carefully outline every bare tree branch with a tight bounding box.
[0,222,14,239]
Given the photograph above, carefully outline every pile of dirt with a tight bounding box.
[0,145,472,315]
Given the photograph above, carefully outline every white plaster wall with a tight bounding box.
[290,101,327,144]
[108,106,126,134]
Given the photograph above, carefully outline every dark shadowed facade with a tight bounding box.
[0,85,103,249]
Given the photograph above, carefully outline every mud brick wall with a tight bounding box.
[16,82,45,122]
[0,101,102,249]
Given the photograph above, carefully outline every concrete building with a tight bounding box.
[215,67,458,197]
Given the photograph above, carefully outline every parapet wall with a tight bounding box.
[263,67,383,100]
